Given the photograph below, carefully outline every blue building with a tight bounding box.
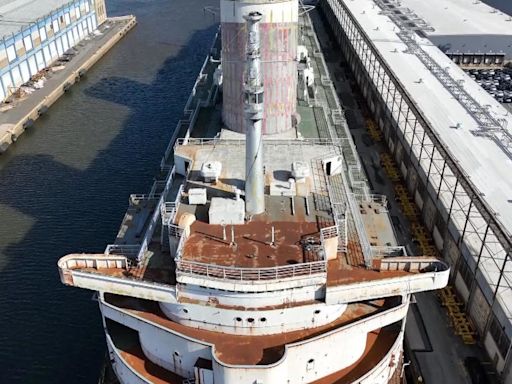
[0,0,107,101]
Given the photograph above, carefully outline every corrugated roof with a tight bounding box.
[0,0,71,39]
[397,0,512,36]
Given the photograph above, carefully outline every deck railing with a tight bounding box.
[371,245,407,258]
[379,257,449,273]
[105,244,140,259]
[175,259,327,282]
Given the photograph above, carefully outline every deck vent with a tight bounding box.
[201,161,222,183]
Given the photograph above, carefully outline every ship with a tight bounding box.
[57,1,450,383]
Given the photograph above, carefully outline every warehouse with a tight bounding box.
[0,0,107,101]
[321,0,512,380]
[374,0,512,65]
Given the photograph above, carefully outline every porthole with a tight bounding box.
[182,308,189,314]
[235,317,242,322]
[314,309,321,314]
[174,351,180,357]
[247,318,255,323]
[260,317,267,322]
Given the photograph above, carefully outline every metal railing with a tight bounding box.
[348,191,374,268]
[175,136,343,149]
[161,183,183,227]
[175,259,327,282]
[129,193,161,205]
[373,0,512,159]
[371,246,407,258]
[379,257,448,272]
[354,193,389,210]
[104,244,140,259]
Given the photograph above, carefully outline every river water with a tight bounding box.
[0,1,217,382]
[0,0,510,383]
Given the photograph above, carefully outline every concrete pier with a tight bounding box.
[0,15,137,154]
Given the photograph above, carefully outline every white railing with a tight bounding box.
[129,193,161,205]
[168,224,183,238]
[175,136,343,150]
[175,259,327,282]
[58,254,129,271]
[161,202,177,226]
[161,28,220,166]
[347,192,374,267]
[320,225,338,240]
[354,193,388,208]
[371,246,407,258]
[105,244,140,259]
[163,184,184,226]
[379,257,449,273]
[136,165,177,261]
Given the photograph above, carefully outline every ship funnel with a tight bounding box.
[244,11,265,216]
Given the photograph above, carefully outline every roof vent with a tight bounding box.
[291,161,310,182]
[201,161,222,183]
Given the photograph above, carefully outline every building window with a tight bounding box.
[6,45,16,62]
[23,36,33,51]
[39,27,47,42]
[489,314,511,358]
[64,13,71,26]
[75,7,81,19]
[52,20,60,32]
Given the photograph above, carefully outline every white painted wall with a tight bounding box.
[139,328,211,379]
[178,282,324,307]
[160,300,347,335]
[106,335,150,384]
[100,294,408,383]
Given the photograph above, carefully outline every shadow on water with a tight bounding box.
[0,8,218,384]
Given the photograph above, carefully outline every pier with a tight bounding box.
[0,15,136,153]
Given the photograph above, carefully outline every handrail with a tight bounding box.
[136,165,176,261]
[175,259,327,282]
[175,137,344,148]
[371,246,407,257]
[105,244,140,258]
[379,257,449,272]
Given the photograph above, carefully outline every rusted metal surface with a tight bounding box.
[222,22,297,134]
[116,337,184,384]
[182,220,321,268]
[106,293,395,366]
[310,327,400,384]
[177,295,322,311]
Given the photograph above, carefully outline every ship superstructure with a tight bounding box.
[57,1,449,383]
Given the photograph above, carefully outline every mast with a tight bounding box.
[244,12,265,216]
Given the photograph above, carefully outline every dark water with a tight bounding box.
[0,1,217,382]
[0,0,509,383]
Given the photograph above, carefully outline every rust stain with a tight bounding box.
[183,220,321,268]
[120,343,184,384]
[106,294,398,367]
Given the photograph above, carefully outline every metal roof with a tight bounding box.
[0,0,70,39]
[342,0,512,317]
[396,0,512,36]
[345,0,512,235]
